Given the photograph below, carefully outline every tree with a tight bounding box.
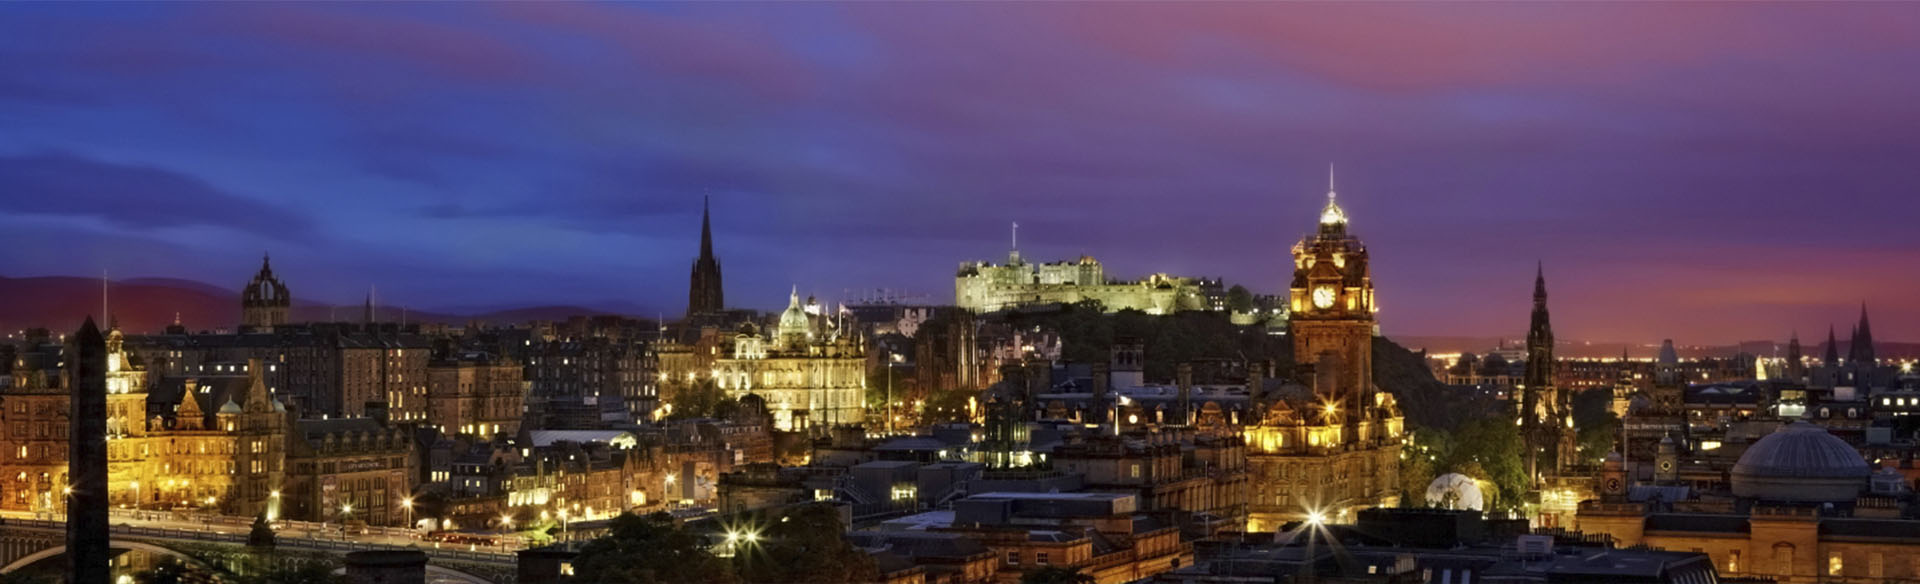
[667,379,727,420]
[1021,566,1095,584]
[248,512,276,549]
[740,504,878,584]
[1225,285,1255,313]
[573,512,737,584]
[1447,414,1527,512]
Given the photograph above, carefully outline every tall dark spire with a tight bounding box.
[687,196,726,318]
[1786,330,1806,380]
[1824,325,1840,365]
[1533,261,1547,302]
[1849,303,1876,365]
[1522,263,1560,485]
[699,195,715,259]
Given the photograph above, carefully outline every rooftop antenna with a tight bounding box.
[1011,221,1018,252]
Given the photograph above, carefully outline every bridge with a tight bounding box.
[0,517,516,583]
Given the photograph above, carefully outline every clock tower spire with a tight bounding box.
[1245,172,1402,532]
[1288,172,1376,429]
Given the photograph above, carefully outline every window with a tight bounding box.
[1829,551,1843,575]
[1774,543,1793,575]
[1727,550,1740,573]
[1006,552,1019,566]
[1870,553,1883,578]
[1130,464,1141,478]
[1036,552,1049,565]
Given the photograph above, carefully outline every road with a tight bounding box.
[0,509,522,559]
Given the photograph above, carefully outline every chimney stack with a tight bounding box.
[1176,363,1194,426]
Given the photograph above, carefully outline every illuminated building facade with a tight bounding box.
[955,246,1210,315]
[0,328,289,520]
[283,417,414,527]
[1243,181,1404,532]
[426,352,529,437]
[706,290,867,432]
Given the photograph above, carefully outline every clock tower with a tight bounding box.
[1244,171,1403,533]
[1288,178,1376,423]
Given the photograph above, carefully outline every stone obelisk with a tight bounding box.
[68,317,110,584]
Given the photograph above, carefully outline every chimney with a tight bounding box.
[1092,363,1111,425]
[1024,361,1049,404]
[1247,361,1265,406]
[1176,363,1194,426]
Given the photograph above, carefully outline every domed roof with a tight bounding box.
[1731,422,1868,502]
[1425,473,1484,511]
[777,287,811,338]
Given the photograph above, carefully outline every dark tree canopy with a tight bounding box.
[739,504,879,584]
[574,512,737,584]
[1021,565,1096,584]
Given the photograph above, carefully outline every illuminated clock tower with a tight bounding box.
[1288,180,1376,422]
[1243,172,1402,533]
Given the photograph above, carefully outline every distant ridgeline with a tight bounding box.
[989,305,1470,431]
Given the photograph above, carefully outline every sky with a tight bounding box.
[2,3,1918,344]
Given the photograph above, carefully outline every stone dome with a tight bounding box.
[1731,422,1869,503]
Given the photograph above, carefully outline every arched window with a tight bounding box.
[1774,542,1795,575]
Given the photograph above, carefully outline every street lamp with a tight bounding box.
[402,498,414,532]
[885,352,896,434]
[130,480,140,511]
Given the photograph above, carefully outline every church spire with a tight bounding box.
[687,196,726,318]
[699,195,714,259]
[1824,325,1840,365]
[1850,302,1876,364]
[1534,261,1547,303]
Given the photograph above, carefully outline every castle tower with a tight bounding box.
[241,253,291,330]
[1824,326,1840,366]
[686,196,726,318]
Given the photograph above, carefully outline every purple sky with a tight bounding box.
[2,3,1918,344]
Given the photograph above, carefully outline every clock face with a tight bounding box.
[1311,286,1337,309]
[1659,460,1674,472]
[1606,478,1622,492]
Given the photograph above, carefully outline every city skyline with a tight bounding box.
[4,3,1920,343]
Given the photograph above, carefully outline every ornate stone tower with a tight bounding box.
[241,254,291,330]
[1243,172,1403,532]
[1521,264,1568,484]
[1287,177,1376,424]
[686,197,726,318]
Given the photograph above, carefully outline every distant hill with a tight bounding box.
[0,275,649,334]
